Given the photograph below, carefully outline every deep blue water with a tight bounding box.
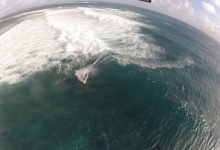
[0,3,220,150]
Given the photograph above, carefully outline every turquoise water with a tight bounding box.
[0,3,220,150]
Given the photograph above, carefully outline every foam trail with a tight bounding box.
[84,55,112,83]
[114,56,194,69]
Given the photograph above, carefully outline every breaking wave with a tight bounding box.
[0,6,194,85]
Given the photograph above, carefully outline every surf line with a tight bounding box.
[83,50,111,84]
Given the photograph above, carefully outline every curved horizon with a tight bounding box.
[0,3,220,149]
[1,0,220,44]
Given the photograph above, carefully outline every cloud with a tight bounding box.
[204,15,217,31]
[150,0,220,42]
[190,13,220,41]
[203,15,220,38]
[159,0,172,5]
[154,0,194,16]
[202,2,217,15]
[213,0,220,7]
[187,7,194,16]
[1,0,6,7]
[152,0,178,11]
[184,2,189,8]
[0,0,46,18]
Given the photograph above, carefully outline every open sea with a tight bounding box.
[0,2,220,150]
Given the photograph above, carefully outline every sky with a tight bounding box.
[0,0,220,43]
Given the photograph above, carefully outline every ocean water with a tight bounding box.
[0,3,220,150]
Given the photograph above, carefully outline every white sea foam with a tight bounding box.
[77,7,139,25]
[163,22,171,26]
[0,17,62,84]
[114,57,194,69]
[0,6,194,85]
[45,7,157,82]
[45,8,110,57]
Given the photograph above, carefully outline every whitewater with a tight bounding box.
[1,3,220,150]
[0,6,193,85]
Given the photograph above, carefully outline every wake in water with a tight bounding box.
[75,50,111,83]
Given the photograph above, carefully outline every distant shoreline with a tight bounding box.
[0,17,22,36]
[0,12,43,36]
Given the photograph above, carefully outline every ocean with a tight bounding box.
[0,2,220,150]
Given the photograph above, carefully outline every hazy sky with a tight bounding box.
[0,0,220,43]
